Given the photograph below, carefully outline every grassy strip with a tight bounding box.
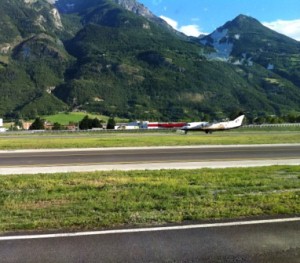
[0,131,300,149]
[43,112,128,125]
[0,166,299,233]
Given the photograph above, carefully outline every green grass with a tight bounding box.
[43,112,128,125]
[240,126,300,132]
[0,131,299,149]
[0,166,299,233]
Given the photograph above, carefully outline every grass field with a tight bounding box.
[2,112,128,127]
[0,166,299,233]
[0,127,298,233]
[43,112,128,125]
[0,130,299,149]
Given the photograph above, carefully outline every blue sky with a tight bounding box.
[138,0,300,40]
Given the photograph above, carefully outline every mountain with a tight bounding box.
[200,14,300,93]
[200,15,300,75]
[56,0,169,27]
[0,0,69,118]
[0,1,299,121]
[199,14,300,118]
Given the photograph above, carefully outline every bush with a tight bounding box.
[29,117,44,130]
[79,115,103,130]
[106,117,116,129]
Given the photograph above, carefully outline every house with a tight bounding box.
[0,118,7,132]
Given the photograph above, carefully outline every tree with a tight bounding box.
[79,116,103,130]
[229,110,244,120]
[52,122,63,130]
[29,117,44,130]
[92,118,103,128]
[14,119,23,129]
[106,117,116,129]
[254,116,266,125]
[79,115,91,130]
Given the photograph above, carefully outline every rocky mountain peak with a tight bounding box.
[221,14,263,31]
[112,0,171,29]
[113,0,152,18]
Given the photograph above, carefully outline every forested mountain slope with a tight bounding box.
[0,0,299,121]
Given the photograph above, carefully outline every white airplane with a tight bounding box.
[181,115,245,134]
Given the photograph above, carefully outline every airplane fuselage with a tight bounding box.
[181,115,245,134]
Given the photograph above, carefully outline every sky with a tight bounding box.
[138,0,300,40]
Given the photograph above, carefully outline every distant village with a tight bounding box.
[0,117,187,132]
[1,116,300,133]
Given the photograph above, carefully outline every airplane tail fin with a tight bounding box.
[233,115,245,126]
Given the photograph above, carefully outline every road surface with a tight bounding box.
[0,218,299,263]
[0,144,299,174]
[1,145,299,262]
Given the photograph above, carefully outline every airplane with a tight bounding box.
[180,115,245,134]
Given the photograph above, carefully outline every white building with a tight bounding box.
[0,118,6,132]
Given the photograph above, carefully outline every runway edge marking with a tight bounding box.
[1,217,299,241]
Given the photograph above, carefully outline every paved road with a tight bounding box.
[0,146,299,262]
[0,145,299,167]
[1,219,299,263]
[1,145,299,174]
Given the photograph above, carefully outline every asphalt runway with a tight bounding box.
[0,145,299,174]
[0,144,299,167]
[1,219,299,263]
[0,146,299,262]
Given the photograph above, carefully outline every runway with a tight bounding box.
[0,146,299,262]
[1,218,299,262]
[0,144,299,174]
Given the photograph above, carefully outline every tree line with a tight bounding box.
[27,116,116,130]
[7,113,300,131]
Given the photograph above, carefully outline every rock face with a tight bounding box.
[113,0,153,18]
[112,0,176,32]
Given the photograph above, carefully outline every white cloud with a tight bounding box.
[160,15,178,29]
[263,19,300,41]
[179,25,202,37]
[160,15,206,37]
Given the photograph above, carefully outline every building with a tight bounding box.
[0,118,6,132]
[140,121,187,129]
[118,121,187,130]
[22,121,33,130]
